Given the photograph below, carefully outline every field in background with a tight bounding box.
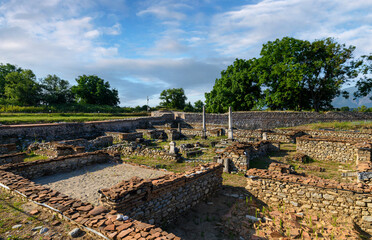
[0,112,149,125]
[291,120,372,131]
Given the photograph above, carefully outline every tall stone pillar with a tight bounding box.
[178,122,182,134]
[202,106,207,139]
[228,106,233,140]
[262,132,267,141]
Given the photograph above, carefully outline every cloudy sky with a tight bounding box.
[0,0,371,107]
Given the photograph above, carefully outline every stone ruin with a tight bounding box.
[0,110,371,238]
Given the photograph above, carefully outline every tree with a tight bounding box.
[40,74,74,105]
[354,54,372,100]
[258,37,310,110]
[258,37,357,111]
[205,59,262,113]
[183,102,195,112]
[71,75,119,106]
[194,100,204,112]
[0,63,22,98]
[4,69,41,105]
[159,88,187,110]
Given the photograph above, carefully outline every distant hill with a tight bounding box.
[332,86,372,108]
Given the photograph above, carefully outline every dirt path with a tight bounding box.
[34,163,168,205]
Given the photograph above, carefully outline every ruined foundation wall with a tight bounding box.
[170,111,372,130]
[0,170,178,240]
[0,151,114,179]
[99,163,223,225]
[245,169,372,234]
[0,152,26,165]
[0,115,173,145]
[296,136,371,162]
[275,128,372,140]
[106,144,181,161]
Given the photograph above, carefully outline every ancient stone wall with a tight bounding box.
[28,136,114,158]
[0,170,179,240]
[0,152,26,165]
[275,128,372,140]
[216,141,280,172]
[245,168,372,234]
[99,163,223,225]
[296,136,371,163]
[0,143,17,155]
[105,132,143,142]
[0,151,114,179]
[0,115,172,145]
[168,111,372,130]
[106,144,181,161]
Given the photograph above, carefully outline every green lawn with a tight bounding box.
[0,112,149,125]
[291,120,372,131]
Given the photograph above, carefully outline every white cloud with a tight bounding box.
[136,0,192,21]
[209,0,372,57]
[0,0,371,106]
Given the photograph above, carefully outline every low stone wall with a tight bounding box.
[105,132,143,142]
[0,152,26,165]
[0,170,179,240]
[0,151,115,180]
[245,168,372,234]
[29,142,85,158]
[99,163,223,225]
[296,136,371,163]
[0,143,17,155]
[176,124,303,143]
[0,115,172,145]
[275,128,372,140]
[105,144,181,161]
[216,141,280,172]
[135,129,165,139]
[168,111,372,130]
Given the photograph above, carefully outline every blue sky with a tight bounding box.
[0,0,371,107]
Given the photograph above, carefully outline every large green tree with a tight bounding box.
[71,75,119,106]
[159,88,187,110]
[258,37,357,111]
[4,69,41,105]
[354,54,372,100]
[40,74,74,105]
[194,100,204,112]
[0,63,22,98]
[205,59,262,113]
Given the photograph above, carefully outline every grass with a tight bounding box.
[293,159,355,182]
[291,120,372,131]
[0,112,149,125]
[122,156,201,173]
[222,172,247,187]
[23,153,49,162]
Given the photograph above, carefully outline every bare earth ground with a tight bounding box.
[33,163,168,206]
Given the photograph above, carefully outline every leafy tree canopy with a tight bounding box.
[4,69,41,106]
[354,54,372,100]
[205,58,262,113]
[194,100,204,112]
[0,63,22,97]
[40,74,74,105]
[159,88,187,110]
[258,37,357,111]
[71,75,119,106]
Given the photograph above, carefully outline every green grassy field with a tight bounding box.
[0,112,149,125]
[291,120,372,131]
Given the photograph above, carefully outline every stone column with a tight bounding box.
[223,159,230,173]
[202,106,207,139]
[228,106,233,140]
[262,132,267,141]
[169,141,176,154]
[178,123,182,134]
